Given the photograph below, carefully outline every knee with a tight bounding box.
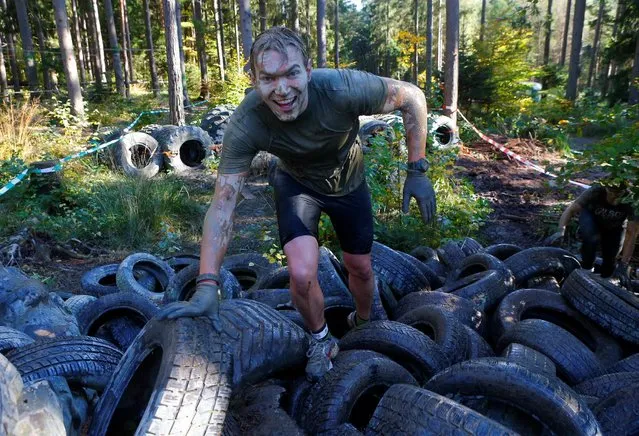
[288,264,317,297]
[344,258,374,282]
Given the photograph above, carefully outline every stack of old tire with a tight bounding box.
[2,239,639,434]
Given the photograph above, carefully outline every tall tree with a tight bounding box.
[426,0,433,96]
[290,0,299,32]
[163,0,185,124]
[239,0,253,62]
[194,0,209,98]
[33,6,53,95]
[444,0,459,126]
[317,0,326,67]
[14,0,39,93]
[213,0,226,81]
[175,0,190,105]
[566,0,586,100]
[143,0,160,96]
[53,0,84,117]
[560,0,572,66]
[119,0,131,95]
[104,0,127,96]
[0,0,19,92]
[233,0,241,72]
[70,0,86,85]
[259,0,266,32]
[0,32,7,102]
[334,0,339,67]
[602,0,625,97]
[630,34,639,104]
[91,0,108,86]
[586,0,605,88]
[437,0,443,71]
[412,0,419,84]
[543,0,553,65]
[479,0,487,42]
[122,0,134,82]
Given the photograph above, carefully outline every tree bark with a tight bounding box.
[290,0,299,32]
[119,0,131,96]
[143,0,160,96]
[543,0,553,65]
[602,0,624,97]
[444,0,459,126]
[104,0,127,96]
[413,0,419,84]
[14,0,39,93]
[53,0,84,117]
[305,0,311,48]
[586,0,604,88]
[239,0,253,62]
[175,0,190,105]
[629,34,639,104]
[233,0,241,71]
[33,7,53,95]
[334,0,339,67]
[194,0,209,98]
[0,0,19,93]
[163,0,185,125]
[316,0,326,68]
[0,32,8,102]
[123,0,134,83]
[70,0,86,86]
[479,0,486,42]
[214,0,226,81]
[426,0,433,96]
[566,0,585,101]
[560,0,572,66]
[437,0,443,72]
[259,0,267,32]
[91,0,108,86]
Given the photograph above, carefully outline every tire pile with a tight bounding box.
[2,239,639,435]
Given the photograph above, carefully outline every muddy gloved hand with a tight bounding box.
[613,261,632,289]
[157,274,222,331]
[402,158,436,224]
[544,230,565,246]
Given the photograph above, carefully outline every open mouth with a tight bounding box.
[274,96,297,111]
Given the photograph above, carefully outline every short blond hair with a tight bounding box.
[250,27,309,75]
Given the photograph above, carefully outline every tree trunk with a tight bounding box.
[259,0,267,32]
[175,0,190,105]
[14,0,39,94]
[290,0,299,32]
[543,0,553,65]
[104,0,126,96]
[0,0,19,93]
[194,0,209,98]
[119,0,131,96]
[479,0,486,42]
[214,0,226,81]
[305,0,311,48]
[239,0,253,62]
[53,0,84,117]
[70,0,86,86]
[334,0,339,67]
[233,0,241,71]
[629,34,639,104]
[33,8,53,96]
[412,0,419,84]
[586,0,604,88]
[444,0,459,126]
[566,0,585,101]
[91,0,108,86]
[317,0,326,68]
[143,0,160,96]
[0,32,8,102]
[602,0,624,97]
[123,0,134,83]
[560,0,572,66]
[426,0,433,96]
[163,0,185,125]
[437,0,443,71]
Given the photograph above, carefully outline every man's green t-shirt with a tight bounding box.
[218,68,388,196]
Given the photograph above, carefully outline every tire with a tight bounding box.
[222,252,278,291]
[436,241,467,269]
[200,105,235,147]
[501,343,557,378]
[398,251,444,289]
[0,354,23,435]
[429,115,459,150]
[88,317,232,435]
[114,132,163,178]
[504,247,581,287]
[116,253,176,305]
[318,246,351,300]
[605,353,639,374]
[302,358,417,434]
[442,269,516,312]
[376,277,398,316]
[392,291,485,335]
[81,263,156,297]
[245,288,293,309]
[371,242,430,299]
[164,252,199,273]
[408,246,438,262]
[593,385,639,435]
[334,349,390,367]
[575,372,639,401]
[364,384,516,436]
[162,262,240,304]
[463,325,495,359]
[447,252,509,282]
[483,243,522,260]
[496,319,604,385]
[64,294,98,317]
[493,289,623,367]
[457,237,483,256]
[0,326,35,354]
[561,269,639,344]
[254,266,290,290]
[6,336,123,391]
[425,358,602,436]
[105,317,143,351]
[138,123,163,137]
[396,305,469,364]
[358,119,395,147]
[271,295,356,339]
[526,275,561,292]
[151,125,212,172]
[338,320,449,383]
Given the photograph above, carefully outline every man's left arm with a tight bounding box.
[379,78,435,224]
[614,220,639,287]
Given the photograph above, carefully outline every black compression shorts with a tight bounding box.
[272,168,374,255]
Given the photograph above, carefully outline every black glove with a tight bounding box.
[613,261,631,289]
[543,231,564,246]
[402,158,436,224]
[157,275,222,331]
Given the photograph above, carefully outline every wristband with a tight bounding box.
[406,157,429,173]
[196,273,221,285]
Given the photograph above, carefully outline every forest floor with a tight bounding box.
[21,135,593,293]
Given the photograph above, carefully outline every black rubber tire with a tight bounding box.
[277,295,356,339]
[151,125,212,172]
[396,305,469,364]
[408,246,438,262]
[447,252,510,282]
[575,372,639,401]
[504,247,581,287]
[593,385,639,435]
[0,326,34,354]
[114,132,163,178]
[138,123,163,137]
[6,336,123,391]
[605,353,639,374]
[64,294,98,316]
[392,291,485,335]
[80,264,121,296]
[463,325,495,359]
[88,317,232,435]
[302,358,417,434]
[371,242,430,299]
[254,266,290,290]
[436,241,467,269]
[364,383,517,436]
[105,317,143,351]
[245,288,293,309]
[222,252,278,291]
[116,253,176,305]
[442,269,516,313]
[561,269,639,344]
[334,349,390,367]
[501,343,557,378]
[493,288,623,367]
[358,119,395,147]
[497,319,604,385]
[376,277,398,316]
[0,354,22,434]
[318,246,352,300]
[425,358,602,436]
[338,320,449,383]
[398,251,444,289]
[483,243,522,261]
[458,237,483,256]
[526,275,561,292]
[200,104,235,146]
[280,375,313,426]
[430,114,459,150]
[164,252,200,273]
[162,262,240,304]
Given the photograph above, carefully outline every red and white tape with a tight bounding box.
[457,110,589,190]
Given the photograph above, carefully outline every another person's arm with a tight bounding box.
[620,220,639,264]
[545,190,588,245]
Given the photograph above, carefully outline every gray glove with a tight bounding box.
[402,158,436,224]
[157,275,222,331]
[543,231,564,246]
[613,261,631,289]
